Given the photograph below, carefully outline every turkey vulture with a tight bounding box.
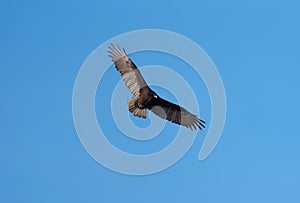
[108,44,205,131]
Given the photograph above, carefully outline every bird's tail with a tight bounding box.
[128,98,137,113]
[127,98,147,118]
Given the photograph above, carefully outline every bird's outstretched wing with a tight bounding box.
[108,44,148,97]
[150,97,206,130]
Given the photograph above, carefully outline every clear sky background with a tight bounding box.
[1,0,300,202]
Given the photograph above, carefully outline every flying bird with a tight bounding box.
[108,44,205,131]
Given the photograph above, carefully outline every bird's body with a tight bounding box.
[135,86,156,109]
[108,44,205,131]
[127,86,154,118]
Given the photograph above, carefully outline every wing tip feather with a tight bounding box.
[108,44,127,62]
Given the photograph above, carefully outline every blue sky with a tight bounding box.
[1,0,300,202]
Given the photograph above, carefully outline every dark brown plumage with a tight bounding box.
[108,44,205,131]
